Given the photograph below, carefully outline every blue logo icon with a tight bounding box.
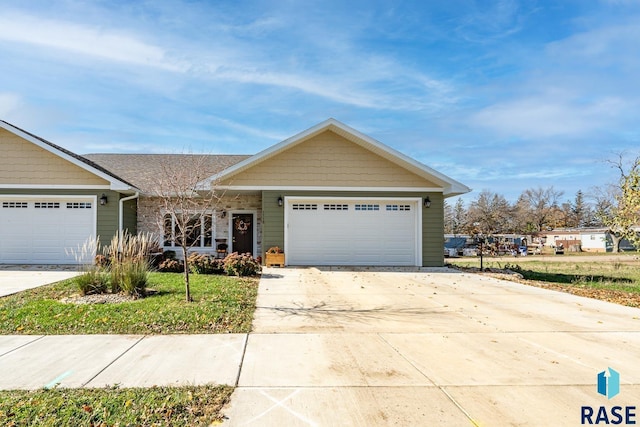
[597,367,620,399]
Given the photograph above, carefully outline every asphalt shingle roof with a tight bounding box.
[83,154,250,193]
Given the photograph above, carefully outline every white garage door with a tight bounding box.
[0,196,96,264]
[285,198,421,266]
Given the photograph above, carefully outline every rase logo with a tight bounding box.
[599,368,621,399]
[581,367,636,425]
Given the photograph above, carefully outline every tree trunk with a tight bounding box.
[182,246,192,302]
[610,233,622,253]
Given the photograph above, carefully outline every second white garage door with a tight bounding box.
[0,196,96,264]
[285,197,421,266]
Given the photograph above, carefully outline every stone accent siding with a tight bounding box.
[138,193,262,256]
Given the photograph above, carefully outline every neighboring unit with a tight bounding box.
[1,118,470,266]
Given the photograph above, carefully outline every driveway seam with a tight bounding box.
[377,332,481,427]
[81,335,147,387]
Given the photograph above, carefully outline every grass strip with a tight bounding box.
[0,385,233,426]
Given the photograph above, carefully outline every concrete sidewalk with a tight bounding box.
[0,334,246,389]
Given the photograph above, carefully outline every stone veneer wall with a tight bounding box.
[137,193,262,257]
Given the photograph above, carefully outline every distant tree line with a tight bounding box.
[444,187,597,235]
[444,153,640,253]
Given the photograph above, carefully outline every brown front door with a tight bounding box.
[231,213,254,255]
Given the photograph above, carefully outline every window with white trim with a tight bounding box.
[385,204,411,211]
[66,202,92,209]
[2,202,28,208]
[355,204,379,211]
[292,204,317,210]
[163,213,214,248]
[35,202,60,209]
[323,204,349,211]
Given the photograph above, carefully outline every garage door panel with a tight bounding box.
[0,197,95,264]
[286,198,419,266]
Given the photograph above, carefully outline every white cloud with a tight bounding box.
[470,95,628,138]
[0,12,187,72]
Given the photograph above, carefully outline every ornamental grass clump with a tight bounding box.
[103,232,154,297]
[66,236,108,295]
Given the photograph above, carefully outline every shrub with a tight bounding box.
[74,269,109,296]
[223,252,261,277]
[187,253,225,275]
[158,258,184,273]
[94,254,109,268]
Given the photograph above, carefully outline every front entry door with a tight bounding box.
[231,213,254,255]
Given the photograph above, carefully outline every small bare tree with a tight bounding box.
[594,153,640,252]
[150,155,223,302]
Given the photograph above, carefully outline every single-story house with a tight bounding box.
[0,118,470,266]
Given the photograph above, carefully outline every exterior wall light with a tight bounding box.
[100,194,108,205]
[423,196,431,208]
[278,196,283,207]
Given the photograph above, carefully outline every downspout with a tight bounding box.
[119,192,139,239]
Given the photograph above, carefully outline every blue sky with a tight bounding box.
[1,0,639,203]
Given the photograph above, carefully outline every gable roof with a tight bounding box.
[203,118,471,196]
[0,120,135,191]
[84,154,250,194]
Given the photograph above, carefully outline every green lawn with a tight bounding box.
[0,273,259,335]
[0,385,233,426]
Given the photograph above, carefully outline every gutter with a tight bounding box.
[119,192,139,238]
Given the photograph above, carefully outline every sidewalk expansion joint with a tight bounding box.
[377,332,481,427]
[0,335,45,358]
[80,335,147,387]
[234,333,250,387]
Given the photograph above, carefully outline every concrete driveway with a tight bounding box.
[224,267,640,426]
[0,265,78,297]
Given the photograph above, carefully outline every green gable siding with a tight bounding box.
[261,190,445,267]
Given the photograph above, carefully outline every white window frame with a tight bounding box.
[163,211,216,250]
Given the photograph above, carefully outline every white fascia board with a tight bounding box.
[216,185,444,193]
[0,121,134,192]
[0,184,111,190]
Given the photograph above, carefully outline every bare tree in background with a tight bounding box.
[516,186,564,232]
[150,155,223,302]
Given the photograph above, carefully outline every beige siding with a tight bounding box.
[0,128,109,186]
[223,130,438,188]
